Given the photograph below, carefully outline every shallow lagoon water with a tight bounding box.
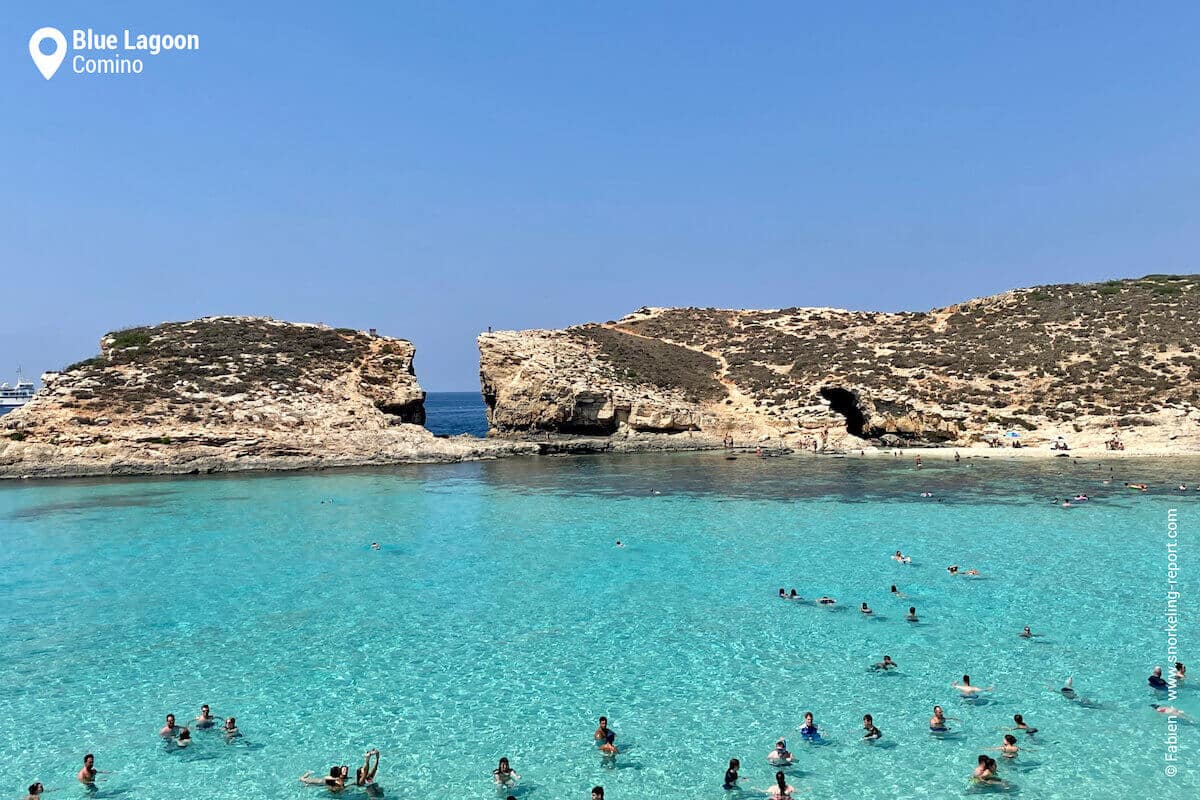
[0,452,1195,799]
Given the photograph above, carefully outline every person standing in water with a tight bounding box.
[194,704,216,729]
[722,758,740,790]
[953,674,994,697]
[492,757,519,787]
[159,714,178,737]
[594,716,615,743]
[77,754,109,786]
[906,606,919,622]
[862,714,883,741]
[767,770,795,798]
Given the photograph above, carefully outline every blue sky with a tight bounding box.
[3,2,1197,389]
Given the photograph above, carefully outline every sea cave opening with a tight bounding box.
[819,386,868,439]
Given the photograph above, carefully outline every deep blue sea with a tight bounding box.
[424,391,487,437]
[0,453,1196,800]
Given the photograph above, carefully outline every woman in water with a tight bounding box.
[862,714,882,741]
[768,770,795,798]
[860,602,873,615]
[591,788,604,800]
[779,588,787,599]
[24,783,47,800]
[1010,714,1038,735]
[223,717,240,740]
[194,704,216,729]
[357,750,381,788]
[890,584,907,598]
[1176,662,1187,681]
[722,758,740,790]
[300,766,348,792]
[906,606,919,622]
[989,734,1024,759]
[799,712,821,741]
[766,738,793,765]
[892,550,912,564]
[492,756,519,787]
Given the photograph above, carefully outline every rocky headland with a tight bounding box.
[479,274,1200,453]
[0,317,535,478]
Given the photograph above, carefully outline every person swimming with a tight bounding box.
[953,674,993,697]
[1152,704,1195,722]
[766,738,793,765]
[905,606,919,622]
[1176,662,1187,681]
[789,588,799,599]
[301,765,349,792]
[1060,676,1077,699]
[223,717,240,740]
[872,654,897,671]
[615,540,624,548]
[370,542,380,550]
[929,705,952,732]
[77,753,108,785]
[862,714,882,741]
[174,727,191,748]
[799,712,821,740]
[1149,666,1169,690]
[892,550,912,564]
[768,770,795,798]
[722,758,740,790]
[194,704,215,729]
[1019,626,1034,638]
[357,750,380,787]
[24,783,47,800]
[779,587,787,599]
[159,714,178,738]
[890,584,907,598]
[594,716,615,743]
[947,565,959,575]
[817,596,836,605]
[860,602,873,615]
[990,734,1022,759]
[1011,714,1038,735]
[492,756,519,786]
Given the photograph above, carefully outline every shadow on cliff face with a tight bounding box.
[819,386,869,438]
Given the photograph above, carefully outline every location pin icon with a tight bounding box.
[29,27,67,80]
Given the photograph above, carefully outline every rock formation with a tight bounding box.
[1,317,533,478]
[479,275,1200,451]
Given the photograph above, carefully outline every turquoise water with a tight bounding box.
[424,392,487,437]
[0,453,1195,799]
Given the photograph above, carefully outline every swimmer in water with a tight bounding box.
[862,714,882,741]
[971,755,995,782]
[789,589,799,599]
[160,714,178,738]
[356,750,380,788]
[24,783,48,800]
[872,655,897,671]
[890,584,907,598]
[599,731,618,757]
[929,705,955,733]
[799,712,821,740]
[817,596,836,605]
[1059,676,1078,699]
[860,602,873,615]
[174,727,191,748]
[194,704,216,728]
[1010,714,1038,735]
[1176,662,1187,681]
[953,674,994,697]
[722,758,740,790]
[892,550,912,564]
[779,588,787,599]
[615,540,624,548]
[594,716,615,743]
[370,542,380,550]
[591,787,604,800]
[963,568,980,576]
[1149,666,1169,690]
[1019,626,1034,638]
[947,565,959,575]
[1152,705,1195,722]
[989,734,1023,759]
[301,765,349,792]
[767,770,795,798]
[766,738,793,765]
[77,754,109,786]
[223,717,240,740]
[906,606,919,622]
[492,756,519,787]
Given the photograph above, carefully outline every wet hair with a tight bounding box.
[178,728,190,740]
[84,753,94,762]
[863,714,874,723]
[226,717,236,727]
[166,714,175,724]
[1013,714,1024,724]
[330,766,341,778]
[591,788,604,799]
[775,771,787,789]
[963,675,971,683]
[890,585,897,592]
[598,716,607,725]
[909,606,916,614]
[986,757,998,769]
[933,706,944,715]
[29,784,43,795]
[1004,734,1017,745]
[804,711,813,721]
[728,757,739,770]
[498,757,510,770]
[977,754,989,765]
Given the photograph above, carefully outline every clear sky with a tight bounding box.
[3,2,1198,390]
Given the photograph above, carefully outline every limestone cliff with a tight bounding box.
[1,317,531,478]
[479,275,1200,451]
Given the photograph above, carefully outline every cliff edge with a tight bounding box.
[479,275,1200,451]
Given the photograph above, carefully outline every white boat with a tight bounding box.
[0,369,35,416]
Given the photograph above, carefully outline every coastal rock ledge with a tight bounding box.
[479,275,1200,452]
[0,317,534,479]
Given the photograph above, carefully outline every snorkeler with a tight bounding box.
[357,750,380,787]
[492,756,518,786]
[160,714,178,738]
[872,655,897,671]
[862,714,883,741]
[799,712,821,741]
[77,754,109,785]
[766,738,793,765]
[906,606,919,622]
[860,602,873,615]
[1149,666,1170,690]
[194,704,216,728]
[722,758,740,790]
[953,674,994,697]
[892,550,912,564]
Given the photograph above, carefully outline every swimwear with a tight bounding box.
[1150,676,1169,689]
[723,769,738,790]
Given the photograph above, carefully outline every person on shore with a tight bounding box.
[160,714,178,738]
[594,716,615,743]
[953,674,993,697]
[862,714,883,741]
[860,602,873,615]
[194,704,216,729]
[223,717,240,740]
[1149,666,1169,690]
[357,750,380,788]
[768,770,795,798]
[872,655,897,671]
[906,606,919,622]
[1010,714,1038,735]
[77,754,109,786]
[799,712,821,741]
[766,738,793,765]
[492,756,518,787]
[722,757,740,790]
